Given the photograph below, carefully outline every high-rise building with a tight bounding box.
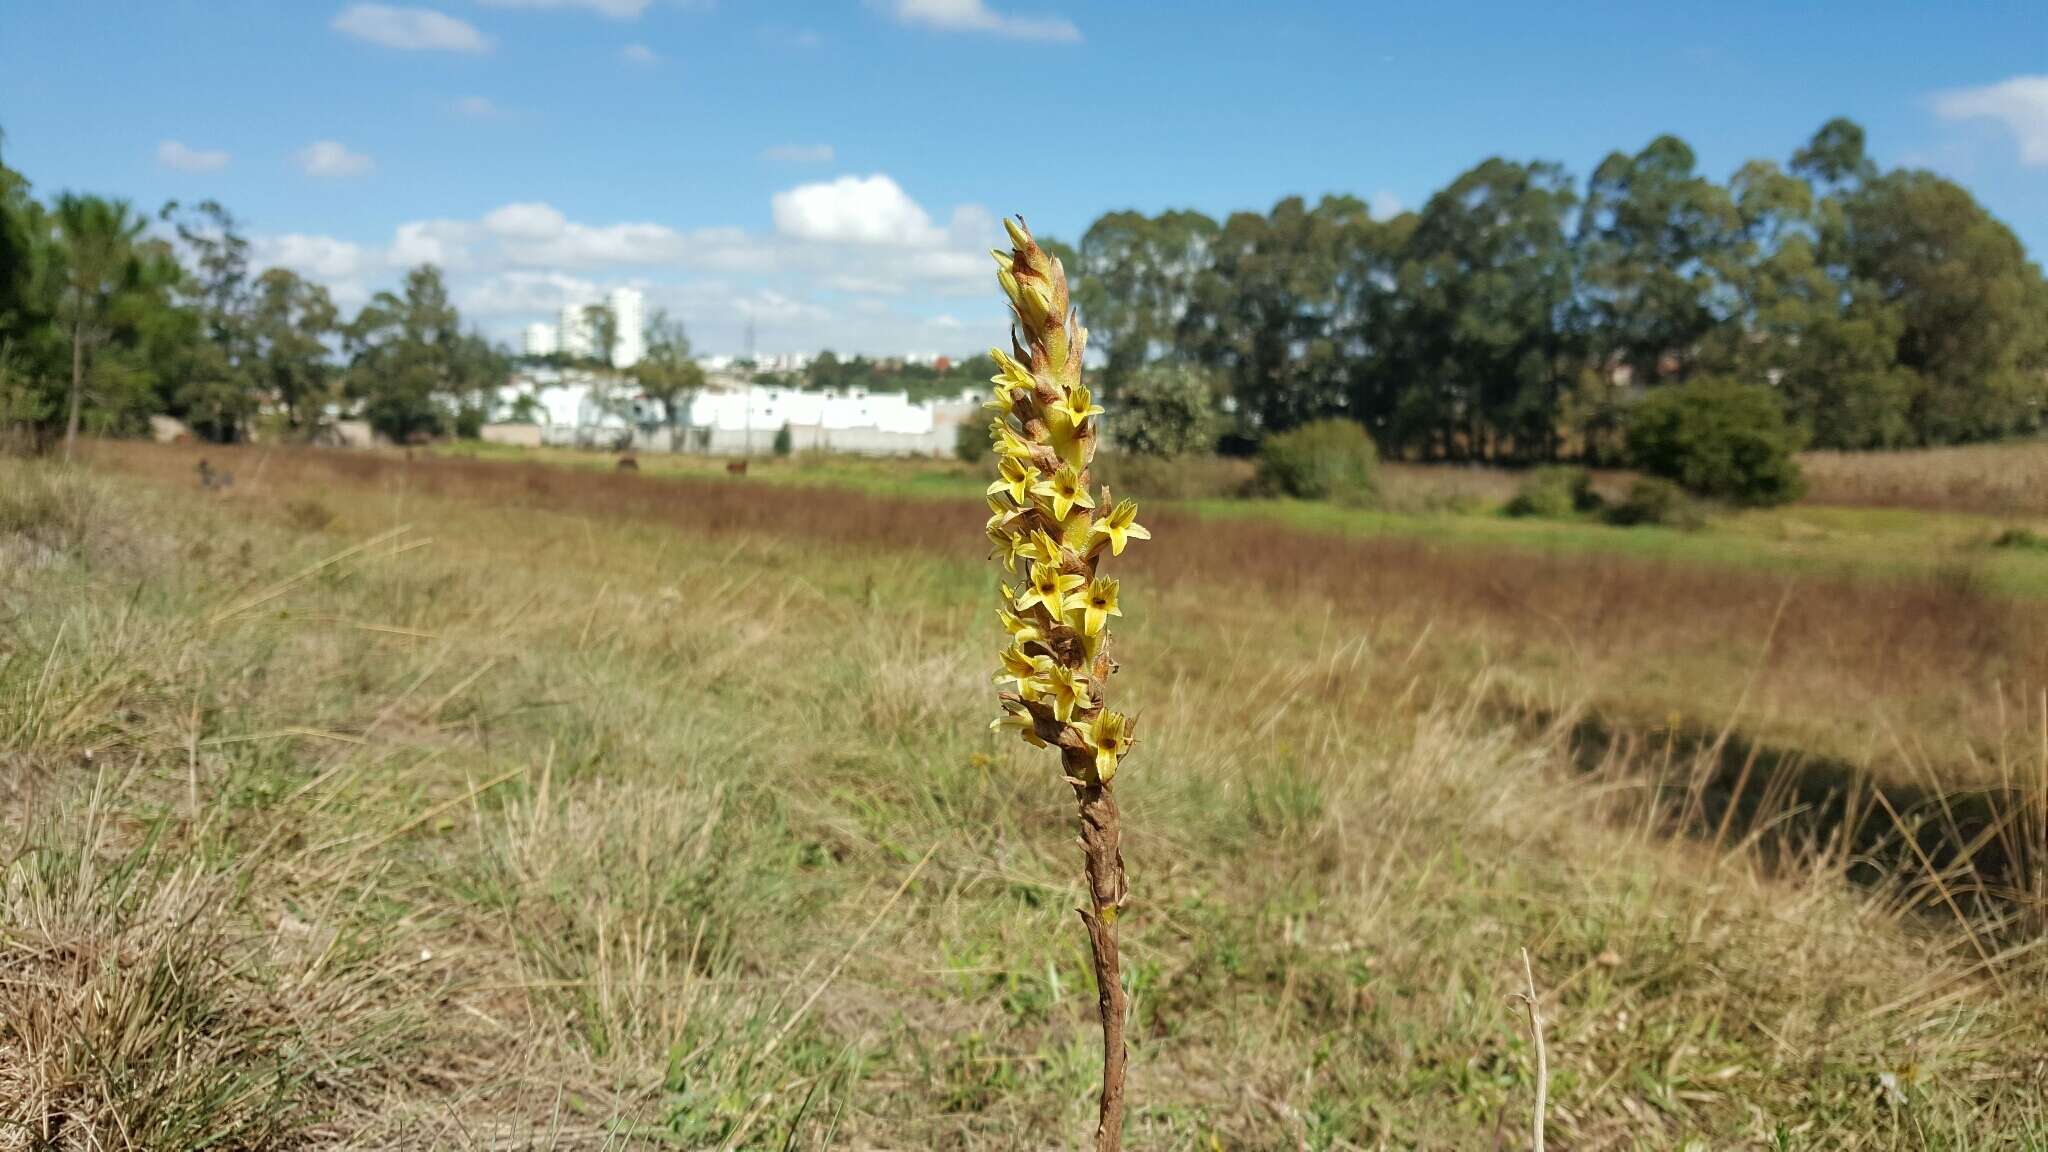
[522,322,558,358]
[607,287,645,369]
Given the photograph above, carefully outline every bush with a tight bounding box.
[1110,363,1223,458]
[1503,467,1600,519]
[1255,419,1378,503]
[1604,477,1703,529]
[1625,379,1805,506]
[772,422,793,457]
[1991,526,2048,552]
[954,419,988,465]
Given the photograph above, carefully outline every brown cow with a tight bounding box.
[725,458,749,477]
[616,455,639,472]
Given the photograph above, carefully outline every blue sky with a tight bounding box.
[3,1,2045,356]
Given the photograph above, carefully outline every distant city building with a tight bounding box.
[548,287,645,368]
[607,287,645,369]
[522,322,558,358]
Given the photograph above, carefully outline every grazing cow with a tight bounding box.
[726,458,749,477]
[616,455,639,472]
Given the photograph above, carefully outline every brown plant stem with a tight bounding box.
[1074,778,1128,1151]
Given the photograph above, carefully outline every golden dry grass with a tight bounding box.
[3,444,2044,1148]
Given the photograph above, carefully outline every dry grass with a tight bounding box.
[85,441,2048,784]
[3,445,2044,1148]
[1800,438,2048,518]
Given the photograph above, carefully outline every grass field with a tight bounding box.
[4,442,2046,1148]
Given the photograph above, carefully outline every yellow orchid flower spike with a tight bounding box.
[1089,498,1151,557]
[982,215,1144,1148]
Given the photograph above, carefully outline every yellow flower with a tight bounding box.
[1085,710,1131,783]
[1051,384,1105,429]
[994,642,1052,696]
[983,385,1018,416]
[1088,497,1151,556]
[1046,662,1090,722]
[990,348,1036,389]
[1028,528,1064,569]
[1015,562,1084,619]
[997,602,1045,646]
[1039,463,1095,523]
[990,418,1033,460]
[987,457,1036,505]
[992,707,1048,748]
[1070,576,1121,636]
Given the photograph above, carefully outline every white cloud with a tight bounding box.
[389,219,479,268]
[763,143,834,164]
[1370,189,1403,219]
[620,42,659,65]
[157,140,230,173]
[479,0,650,18]
[771,174,946,247]
[882,0,1079,42]
[250,173,1004,355]
[1935,75,2048,166]
[332,4,491,53]
[296,140,376,178]
[453,95,501,118]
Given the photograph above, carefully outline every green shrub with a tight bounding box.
[954,419,988,464]
[1604,477,1703,529]
[1625,379,1805,506]
[1991,526,2048,552]
[772,422,793,457]
[1110,363,1223,458]
[1255,419,1379,503]
[1503,467,1600,519]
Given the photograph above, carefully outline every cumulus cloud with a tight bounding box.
[453,95,501,118]
[620,42,659,64]
[881,0,1079,42]
[157,140,230,172]
[296,140,376,178]
[332,4,491,53]
[1369,189,1403,219]
[771,174,947,247]
[479,0,650,18]
[763,143,834,164]
[252,172,1002,354]
[1935,75,2048,166]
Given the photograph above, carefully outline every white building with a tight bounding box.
[607,287,645,369]
[521,322,558,358]
[550,288,644,368]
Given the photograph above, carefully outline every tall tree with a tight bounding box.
[583,303,618,368]
[249,267,338,435]
[633,308,704,450]
[345,264,464,443]
[1074,210,1219,394]
[52,194,146,458]
[1577,135,1743,386]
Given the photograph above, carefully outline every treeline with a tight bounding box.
[1069,119,2048,461]
[799,350,1001,403]
[0,132,507,454]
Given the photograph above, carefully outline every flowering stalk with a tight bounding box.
[986,216,1149,1151]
